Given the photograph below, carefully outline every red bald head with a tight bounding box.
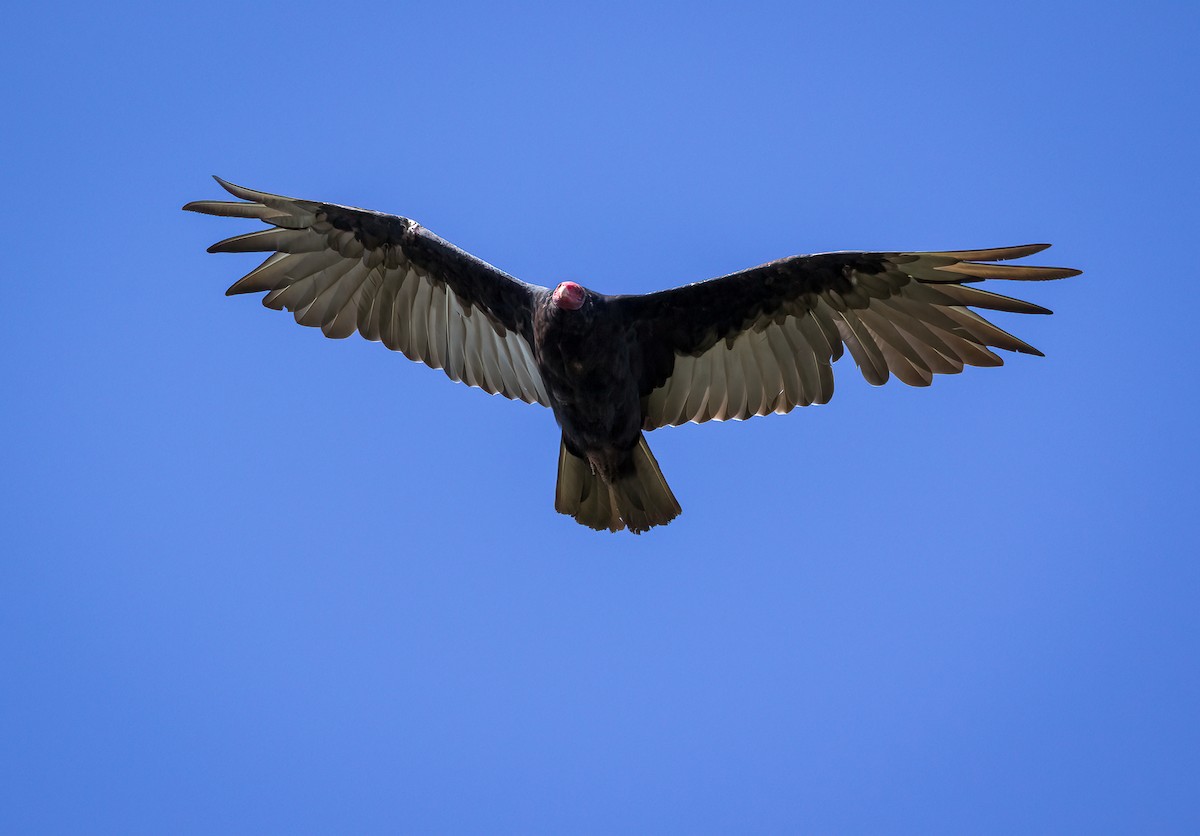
[552,281,586,310]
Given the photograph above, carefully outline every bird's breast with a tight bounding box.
[533,303,643,451]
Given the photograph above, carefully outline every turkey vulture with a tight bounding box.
[185,178,1080,534]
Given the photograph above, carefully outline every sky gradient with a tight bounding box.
[3,2,1198,833]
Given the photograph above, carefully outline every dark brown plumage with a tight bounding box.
[185,178,1080,533]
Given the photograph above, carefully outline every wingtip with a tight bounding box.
[182,176,245,210]
[1019,246,1083,279]
[980,243,1050,260]
[212,175,242,196]
[917,243,1057,263]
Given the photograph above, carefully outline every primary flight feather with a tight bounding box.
[185,177,1080,533]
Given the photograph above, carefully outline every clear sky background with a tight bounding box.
[3,1,1198,833]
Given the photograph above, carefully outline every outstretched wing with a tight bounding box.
[619,245,1080,429]
[184,178,550,406]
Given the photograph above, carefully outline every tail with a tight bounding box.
[555,435,682,534]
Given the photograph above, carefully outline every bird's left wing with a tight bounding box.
[617,245,1080,429]
[184,178,550,406]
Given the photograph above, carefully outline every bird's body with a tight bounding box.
[536,290,642,469]
[185,178,1080,533]
[538,290,634,450]
[533,288,681,531]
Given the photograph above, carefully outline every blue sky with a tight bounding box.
[3,1,1198,832]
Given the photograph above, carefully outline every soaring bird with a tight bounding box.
[185,178,1079,534]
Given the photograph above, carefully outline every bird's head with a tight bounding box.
[552,281,587,311]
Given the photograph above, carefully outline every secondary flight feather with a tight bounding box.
[185,177,1080,533]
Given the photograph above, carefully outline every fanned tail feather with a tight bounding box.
[555,435,681,534]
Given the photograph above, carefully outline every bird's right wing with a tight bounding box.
[184,178,551,406]
[617,245,1080,429]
